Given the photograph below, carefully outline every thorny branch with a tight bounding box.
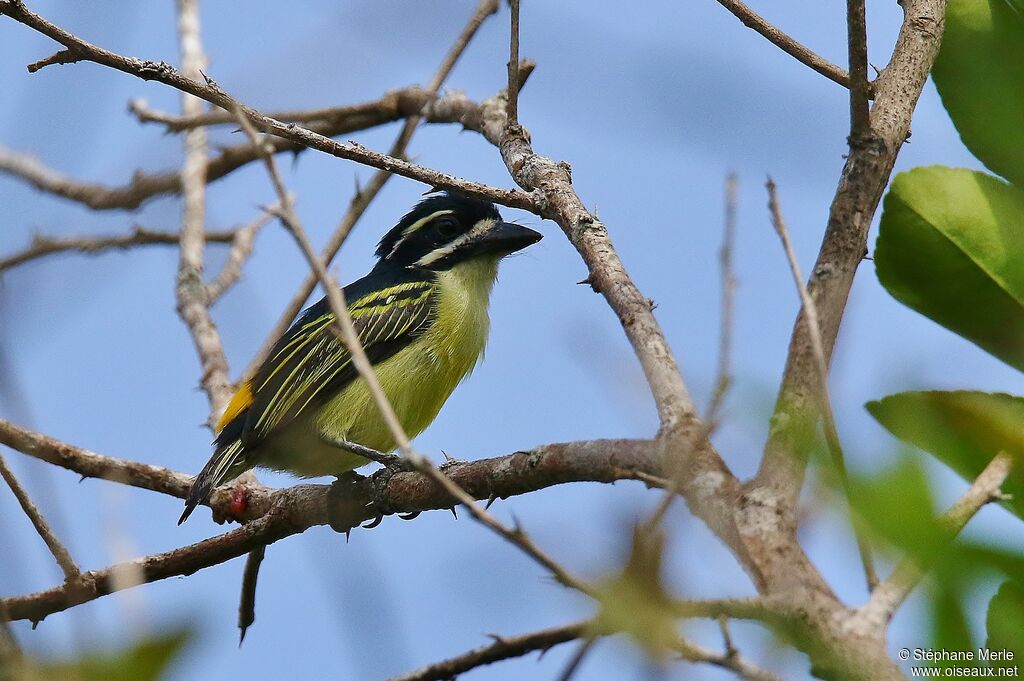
[0,414,665,623]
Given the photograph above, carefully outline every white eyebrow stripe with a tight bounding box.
[387,209,455,259]
[414,217,496,267]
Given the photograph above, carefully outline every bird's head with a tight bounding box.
[375,192,541,271]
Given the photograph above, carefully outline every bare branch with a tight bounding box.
[386,621,588,681]
[707,173,738,427]
[847,0,871,135]
[859,452,1014,626]
[170,0,233,421]
[714,0,853,90]
[241,0,504,378]
[204,210,273,303]
[0,225,236,272]
[237,544,265,643]
[0,433,661,623]
[754,0,946,530]
[675,636,786,681]
[506,0,521,128]
[0,0,537,213]
[0,453,79,580]
[765,177,877,591]
[0,417,192,498]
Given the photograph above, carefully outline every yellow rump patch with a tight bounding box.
[216,380,253,432]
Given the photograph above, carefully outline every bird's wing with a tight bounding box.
[237,277,437,448]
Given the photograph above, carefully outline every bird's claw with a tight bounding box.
[398,511,421,521]
[362,514,384,529]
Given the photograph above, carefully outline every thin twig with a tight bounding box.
[714,0,853,90]
[205,210,273,303]
[706,174,738,427]
[674,636,786,681]
[846,0,871,135]
[554,637,596,681]
[237,544,265,644]
[386,621,588,681]
[506,0,521,128]
[0,453,79,580]
[0,226,237,272]
[860,451,1014,624]
[241,0,501,378]
[765,177,878,592]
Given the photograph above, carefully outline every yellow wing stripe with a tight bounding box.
[217,380,254,432]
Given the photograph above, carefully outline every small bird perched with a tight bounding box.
[179,192,541,523]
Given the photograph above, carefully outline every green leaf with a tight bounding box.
[33,628,191,681]
[866,391,1024,520]
[853,452,942,561]
[986,581,1024,657]
[876,167,1024,371]
[932,0,1024,187]
[592,528,678,657]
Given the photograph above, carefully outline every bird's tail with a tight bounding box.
[178,439,247,524]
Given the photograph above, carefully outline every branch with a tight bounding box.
[765,178,877,591]
[0,417,191,497]
[0,225,236,272]
[386,621,587,681]
[0,429,660,623]
[0,0,537,213]
[675,636,786,681]
[714,0,853,90]
[506,0,521,128]
[753,0,946,559]
[859,452,1014,626]
[0,453,79,580]
[847,0,871,135]
[707,173,738,427]
[205,210,273,303]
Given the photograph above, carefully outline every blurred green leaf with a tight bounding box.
[30,628,191,681]
[866,391,1024,520]
[853,452,941,562]
[592,528,678,657]
[930,582,977,665]
[875,167,1024,371]
[932,0,1024,187]
[986,581,1024,657]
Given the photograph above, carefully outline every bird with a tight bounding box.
[178,191,542,524]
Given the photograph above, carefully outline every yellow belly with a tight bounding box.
[260,259,496,478]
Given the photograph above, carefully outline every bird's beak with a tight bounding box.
[475,220,542,257]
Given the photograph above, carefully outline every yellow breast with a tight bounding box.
[266,258,499,478]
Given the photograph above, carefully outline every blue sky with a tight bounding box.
[2,2,1023,679]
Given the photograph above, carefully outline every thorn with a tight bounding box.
[449,506,458,520]
[485,493,498,510]
[344,529,351,543]
[362,514,384,529]
[238,626,248,647]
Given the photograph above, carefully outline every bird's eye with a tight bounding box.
[435,216,459,238]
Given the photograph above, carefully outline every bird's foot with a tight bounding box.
[327,470,369,536]
[321,435,417,472]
